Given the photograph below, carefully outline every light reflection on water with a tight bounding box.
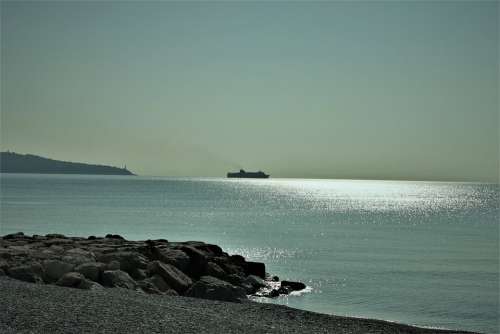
[0,174,498,333]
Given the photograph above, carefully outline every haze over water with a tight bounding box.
[1,174,498,333]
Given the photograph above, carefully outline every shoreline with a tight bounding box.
[0,277,479,334]
[0,232,481,334]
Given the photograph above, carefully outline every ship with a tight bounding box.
[227,169,269,178]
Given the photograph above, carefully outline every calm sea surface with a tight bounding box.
[0,174,498,333]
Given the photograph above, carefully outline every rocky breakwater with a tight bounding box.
[0,232,306,302]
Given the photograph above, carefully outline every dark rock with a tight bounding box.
[105,234,125,240]
[195,244,223,256]
[137,280,162,294]
[3,232,25,240]
[225,273,245,286]
[101,270,137,289]
[56,272,85,287]
[56,272,102,290]
[266,289,280,298]
[75,262,103,282]
[205,262,226,279]
[180,246,207,278]
[185,276,247,303]
[157,248,190,272]
[245,261,266,279]
[129,268,147,280]
[42,260,74,282]
[147,261,192,294]
[78,279,103,290]
[44,238,74,246]
[277,286,291,295]
[148,274,171,292]
[45,234,66,239]
[62,248,96,265]
[243,275,266,294]
[229,254,245,265]
[7,263,44,283]
[97,251,148,277]
[281,280,306,291]
[105,260,120,271]
[272,275,280,282]
[163,289,179,296]
[87,236,97,240]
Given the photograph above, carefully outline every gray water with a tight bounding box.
[0,174,498,333]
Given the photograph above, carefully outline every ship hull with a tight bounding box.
[227,172,269,178]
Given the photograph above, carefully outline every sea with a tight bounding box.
[0,174,498,333]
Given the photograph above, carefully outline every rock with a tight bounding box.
[56,272,102,290]
[147,261,192,294]
[266,289,280,298]
[157,249,190,272]
[65,248,96,262]
[205,262,226,279]
[281,280,306,291]
[225,274,245,286]
[277,286,291,295]
[97,251,148,277]
[101,270,137,289]
[164,289,179,296]
[56,272,85,287]
[195,244,223,256]
[229,254,245,265]
[137,280,162,294]
[180,246,207,278]
[105,260,120,271]
[75,262,103,282]
[78,279,103,290]
[87,236,97,240]
[45,234,66,239]
[44,238,74,246]
[148,274,171,292]
[271,275,280,282]
[185,276,247,303]
[243,275,266,294]
[245,261,266,279]
[105,234,125,240]
[3,232,25,240]
[42,260,74,282]
[128,268,147,280]
[7,263,44,283]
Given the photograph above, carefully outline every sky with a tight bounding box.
[1,1,498,181]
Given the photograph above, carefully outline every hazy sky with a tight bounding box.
[1,1,498,181]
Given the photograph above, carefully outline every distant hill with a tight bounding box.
[0,152,135,176]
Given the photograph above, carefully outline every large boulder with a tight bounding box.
[97,251,148,277]
[147,261,192,293]
[42,260,74,282]
[205,262,226,279]
[56,272,103,290]
[281,280,306,291]
[75,262,103,282]
[245,261,266,279]
[243,275,267,294]
[180,246,207,278]
[62,248,96,265]
[148,274,171,292]
[101,270,137,289]
[157,248,190,272]
[185,276,247,303]
[7,263,44,283]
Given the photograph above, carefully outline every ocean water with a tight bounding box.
[0,174,498,333]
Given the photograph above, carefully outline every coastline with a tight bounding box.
[0,232,481,334]
[0,277,478,334]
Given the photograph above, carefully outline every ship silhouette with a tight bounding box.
[227,169,269,178]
